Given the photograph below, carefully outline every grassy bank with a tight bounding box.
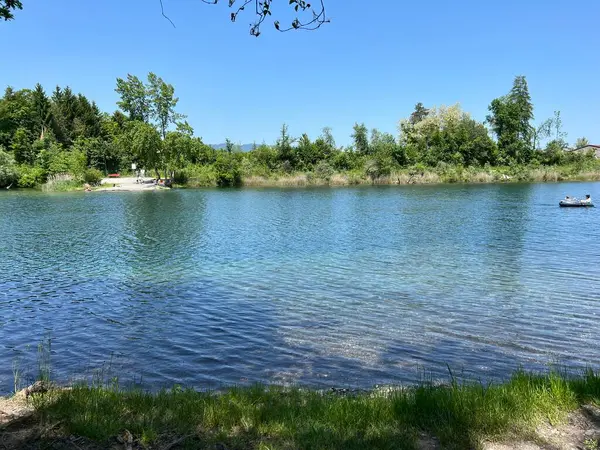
[17,370,599,449]
[182,162,600,188]
[7,162,600,192]
[236,164,600,187]
[40,174,86,192]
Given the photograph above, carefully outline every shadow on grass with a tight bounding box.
[0,412,106,450]
[8,369,594,450]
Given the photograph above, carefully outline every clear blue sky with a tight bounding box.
[1,0,599,146]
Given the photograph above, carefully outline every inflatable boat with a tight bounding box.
[559,199,594,207]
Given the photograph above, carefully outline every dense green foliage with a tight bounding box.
[0,74,206,188]
[31,370,600,449]
[0,74,596,189]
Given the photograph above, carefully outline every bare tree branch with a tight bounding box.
[159,0,176,28]
[160,0,329,36]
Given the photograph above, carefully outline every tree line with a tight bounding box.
[0,74,593,189]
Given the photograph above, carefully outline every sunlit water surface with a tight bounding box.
[1,183,599,394]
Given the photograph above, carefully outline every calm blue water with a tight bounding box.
[1,183,599,394]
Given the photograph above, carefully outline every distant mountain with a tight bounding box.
[210,143,255,152]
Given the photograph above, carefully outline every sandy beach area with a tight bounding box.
[95,177,169,192]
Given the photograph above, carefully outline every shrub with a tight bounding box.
[440,165,466,183]
[11,128,35,164]
[83,168,104,185]
[42,144,87,179]
[331,151,351,171]
[239,158,256,177]
[184,165,218,187]
[173,169,189,185]
[249,144,278,171]
[214,154,242,187]
[347,170,365,185]
[365,154,393,182]
[42,174,81,192]
[314,160,335,181]
[280,160,293,174]
[17,165,46,188]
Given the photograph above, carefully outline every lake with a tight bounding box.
[1,182,599,394]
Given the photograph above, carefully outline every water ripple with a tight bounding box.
[0,183,599,394]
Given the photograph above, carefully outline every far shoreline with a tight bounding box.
[92,168,600,192]
[3,165,600,193]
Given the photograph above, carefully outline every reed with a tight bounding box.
[528,168,562,182]
[41,174,82,192]
[236,163,600,189]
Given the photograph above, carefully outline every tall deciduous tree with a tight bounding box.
[400,104,496,166]
[164,131,194,170]
[532,118,553,150]
[115,74,151,123]
[296,133,314,169]
[176,120,194,136]
[0,87,35,149]
[320,127,336,150]
[128,121,163,177]
[351,123,369,155]
[551,110,567,141]
[11,127,33,164]
[147,72,185,139]
[224,138,234,154]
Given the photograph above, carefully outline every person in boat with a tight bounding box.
[581,194,592,204]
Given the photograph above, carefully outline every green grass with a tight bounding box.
[29,370,600,449]
[14,161,600,191]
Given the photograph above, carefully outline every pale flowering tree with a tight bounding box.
[399,104,496,166]
[400,104,470,146]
